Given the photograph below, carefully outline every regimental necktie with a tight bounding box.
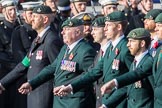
[35,36,40,45]
[133,59,137,70]
[157,50,162,69]
[98,49,104,61]
[63,46,70,59]
[133,59,142,88]
[109,43,113,57]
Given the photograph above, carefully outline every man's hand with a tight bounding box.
[18,82,32,94]
[53,85,72,97]
[101,80,116,95]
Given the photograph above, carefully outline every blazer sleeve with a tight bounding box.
[29,56,58,90]
[72,57,103,93]
[116,55,153,88]
[0,63,27,88]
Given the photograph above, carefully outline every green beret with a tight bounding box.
[155,13,162,23]
[70,0,87,2]
[105,11,127,22]
[144,9,162,20]
[127,28,151,39]
[92,17,105,27]
[61,18,83,28]
[33,5,53,14]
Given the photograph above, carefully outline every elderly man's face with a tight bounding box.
[61,26,82,45]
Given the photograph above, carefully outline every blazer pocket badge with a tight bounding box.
[112,59,120,70]
[134,80,142,88]
[60,60,76,72]
[36,50,43,60]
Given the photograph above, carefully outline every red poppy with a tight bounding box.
[69,53,74,60]
[153,41,158,49]
[115,48,119,55]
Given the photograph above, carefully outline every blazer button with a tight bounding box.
[127,95,129,100]
[29,66,32,69]
[65,76,68,78]
[97,96,100,99]
[132,99,135,102]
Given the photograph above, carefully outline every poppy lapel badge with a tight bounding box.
[69,53,74,60]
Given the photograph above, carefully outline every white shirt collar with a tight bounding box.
[135,50,148,67]
[101,40,111,57]
[112,35,125,50]
[38,26,50,38]
[68,38,83,53]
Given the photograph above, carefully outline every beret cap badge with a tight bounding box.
[37,8,41,13]
[132,32,137,38]
[93,22,98,26]
[69,21,73,26]
[149,15,153,20]
[106,16,110,21]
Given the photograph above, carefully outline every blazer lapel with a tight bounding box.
[127,54,149,94]
[55,46,67,73]
[55,39,84,77]
[153,48,162,83]
[154,49,162,84]
[30,29,50,53]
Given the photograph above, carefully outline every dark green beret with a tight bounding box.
[155,13,162,23]
[127,28,151,39]
[144,9,162,20]
[33,5,53,14]
[92,17,105,27]
[105,11,127,22]
[61,18,83,28]
[70,0,87,2]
